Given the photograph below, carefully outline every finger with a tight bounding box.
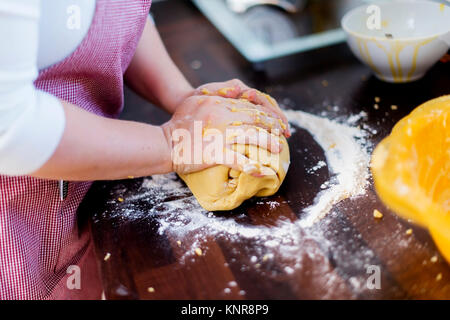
[198,93,288,137]
[228,119,282,137]
[241,89,280,112]
[216,149,275,177]
[226,101,287,131]
[196,79,251,98]
[197,97,283,136]
[224,104,284,135]
[241,89,290,137]
[225,126,282,154]
[198,85,242,99]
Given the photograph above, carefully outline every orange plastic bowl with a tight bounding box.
[371,96,450,262]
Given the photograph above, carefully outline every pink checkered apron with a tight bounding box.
[0,0,152,299]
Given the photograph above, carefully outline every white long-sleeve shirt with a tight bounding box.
[0,0,96,175]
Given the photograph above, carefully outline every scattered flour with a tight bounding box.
[307,160,327,174]
[284,109,371,227]
[97,107,376,296]
[146,109,371,250]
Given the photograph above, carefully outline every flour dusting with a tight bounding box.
[148,109,371,254]
[284,109,371,227]
[96,107,378,297]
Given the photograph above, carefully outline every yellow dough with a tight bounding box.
[179,136,290,211]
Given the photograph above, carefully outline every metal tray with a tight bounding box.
[192,0,377,63]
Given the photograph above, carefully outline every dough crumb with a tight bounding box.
[436,273,443,281]
[147,287,155,293]
[430,255,438,263]
[104,253,111,261]
[195,248,203,256]
[262,254,273,261]
[405,228,413,236]
[373,209,383,219]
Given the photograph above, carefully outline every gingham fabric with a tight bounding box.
[0,0,152,299]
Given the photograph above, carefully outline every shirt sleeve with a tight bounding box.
[0,0,65,176]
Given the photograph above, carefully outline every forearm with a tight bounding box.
[125,18,193,113]
[32,100,172,181]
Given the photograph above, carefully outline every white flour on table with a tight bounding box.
[284,109,371,227]
[101,107,376,295]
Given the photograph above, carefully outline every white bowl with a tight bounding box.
[342,0,450,83]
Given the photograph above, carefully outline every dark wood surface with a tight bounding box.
[81,0,450,299]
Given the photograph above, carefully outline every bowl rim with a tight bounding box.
[341,0,450,42]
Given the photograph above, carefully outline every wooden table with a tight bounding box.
[81,1,450,299]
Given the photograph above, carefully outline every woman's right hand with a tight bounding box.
[161,94,285,176]
[194,79,291,138]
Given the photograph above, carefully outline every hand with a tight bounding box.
[162,94,285,176]
[194,79,291,137]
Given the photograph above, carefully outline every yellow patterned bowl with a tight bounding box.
[342,1,450,83]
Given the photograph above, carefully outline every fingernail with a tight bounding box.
[243,162,260,175]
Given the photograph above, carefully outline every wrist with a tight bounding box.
[164,84,194,113]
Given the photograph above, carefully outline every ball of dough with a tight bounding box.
[179,136,290,211]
